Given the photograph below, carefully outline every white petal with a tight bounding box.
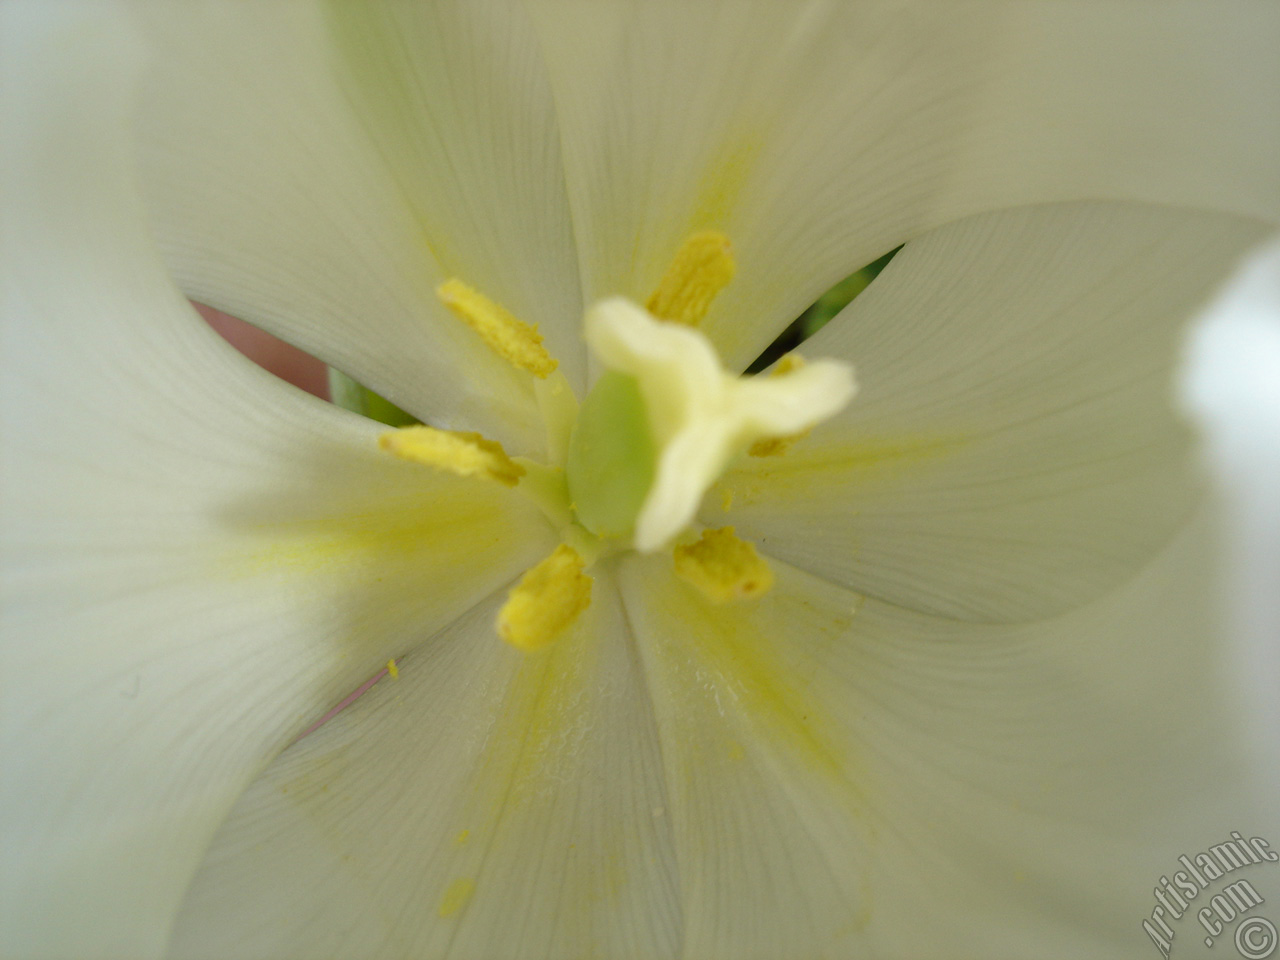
[709,202,1269,621]
[168,571,681,960]
[616,512,1269,958]
[1180,236,1280,800]
[133,0,585,452]
[0,12,552,957]
[527,1,1280,370]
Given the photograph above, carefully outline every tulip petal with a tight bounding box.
[527,0,1280,370]
[1180,236,1280,800]
[0,11,552,957]
[708,202,1269,621]
[131,0,585,453]
[615,516,1268,958]
[167,570,681,960]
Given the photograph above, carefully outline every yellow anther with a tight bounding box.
[437,278,557,377]
[379,425,524,486]
[497,544,593,651]
[749,353,811,457]
[674,527,774,603]
[646,231,736,326]
[386,659,399,679]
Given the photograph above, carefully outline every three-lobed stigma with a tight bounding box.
[582,297,855,551]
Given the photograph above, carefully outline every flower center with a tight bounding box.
[378,232,856,649]
[570,296,856,552]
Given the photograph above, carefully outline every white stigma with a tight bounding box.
[584,297,856,551]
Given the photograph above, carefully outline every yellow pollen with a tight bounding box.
[674,527,774,603]
[438,877,476,918]
[749,354,811,457]
[437,278,557,377]
[646,231,736,326]
[719,486,734,511]
[386,659,399,679]
[497,544,592,651]
[378,426,524,486]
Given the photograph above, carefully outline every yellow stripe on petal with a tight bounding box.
[674,527,773,602]
[379,426,524,486]
[498,544,592,651]
[646,231,735,326]
[438,278,558,377]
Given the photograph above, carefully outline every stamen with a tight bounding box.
[379,426,524,486]
[674,527,774,603]
[437,278,557,377]
[646,231,736,327]
[498,544,593,651]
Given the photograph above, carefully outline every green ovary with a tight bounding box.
[565,371,657,539]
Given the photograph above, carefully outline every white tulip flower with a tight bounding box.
[2,2,1278,959]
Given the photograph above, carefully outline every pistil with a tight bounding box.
[579,298,856,551]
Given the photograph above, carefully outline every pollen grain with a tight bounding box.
[438,877,476,918]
